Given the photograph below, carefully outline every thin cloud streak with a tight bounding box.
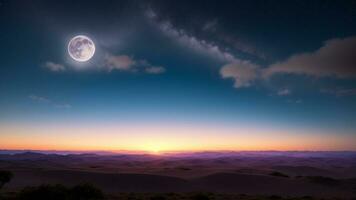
[29,95,71,109]
[29,95,51,104]
[320,88,356,97]
[145,66,166,74]
[44,61,66,72]
[277,89,291,96]
[103,54,166,74]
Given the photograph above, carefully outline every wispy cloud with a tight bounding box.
[220,62,259,88]
[29,95,71,109]
[103,54,136,72]
[263,36,356,79]
[277,89,291,96]
[29,95,51,103]
[145,66,166,74]
[220,35,356,91]
[202,19,218,32]
[103,54,166,74]
[44,61,66,72]
[43,54,165,75]
[320,88,356,97]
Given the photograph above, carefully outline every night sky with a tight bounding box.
[1,0,356,151]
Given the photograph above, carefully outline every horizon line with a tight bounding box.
[1,149,356,154]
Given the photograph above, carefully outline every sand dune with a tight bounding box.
[3,170,355,198]
[1,151,356,198]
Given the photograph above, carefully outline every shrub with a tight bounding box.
[269,171,289,178]
[16,183,105,200]
[177,167,192,171]
[17,184,68,200]
[150,195,167,200]
[191,193,210,200]
[269,195,282,199]
[0,170,13,189]
[305,176,339,186]
[70,183,105,200]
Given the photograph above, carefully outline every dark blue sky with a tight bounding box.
[1,0,356,151]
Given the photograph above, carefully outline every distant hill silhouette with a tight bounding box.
[1,151,356,198]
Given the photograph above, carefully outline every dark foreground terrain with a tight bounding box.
[1,151,356,199]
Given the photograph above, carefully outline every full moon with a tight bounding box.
[68,35,95,62]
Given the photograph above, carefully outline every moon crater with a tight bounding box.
[68,35,95,62]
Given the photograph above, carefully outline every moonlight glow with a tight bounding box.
[68,35,95,62]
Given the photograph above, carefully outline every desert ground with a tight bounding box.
[1,151,356,199]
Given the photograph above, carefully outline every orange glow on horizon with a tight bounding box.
[1,122,356,152]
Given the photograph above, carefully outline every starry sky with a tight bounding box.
[1,0,356,151]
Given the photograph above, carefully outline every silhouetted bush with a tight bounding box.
[269,171,289,178]
[17,184,68,200]
[191,193,210,200]
[177,167,192,171]
[301,195,314,199]
[127,197,139,200]
[0,170,13,189]
[70,183,105,200]
[305,176,339,186]
[150,195,167,200]
[16,183,105,200]
[269,195,282,199]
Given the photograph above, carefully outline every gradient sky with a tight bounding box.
[1,0,356,151]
